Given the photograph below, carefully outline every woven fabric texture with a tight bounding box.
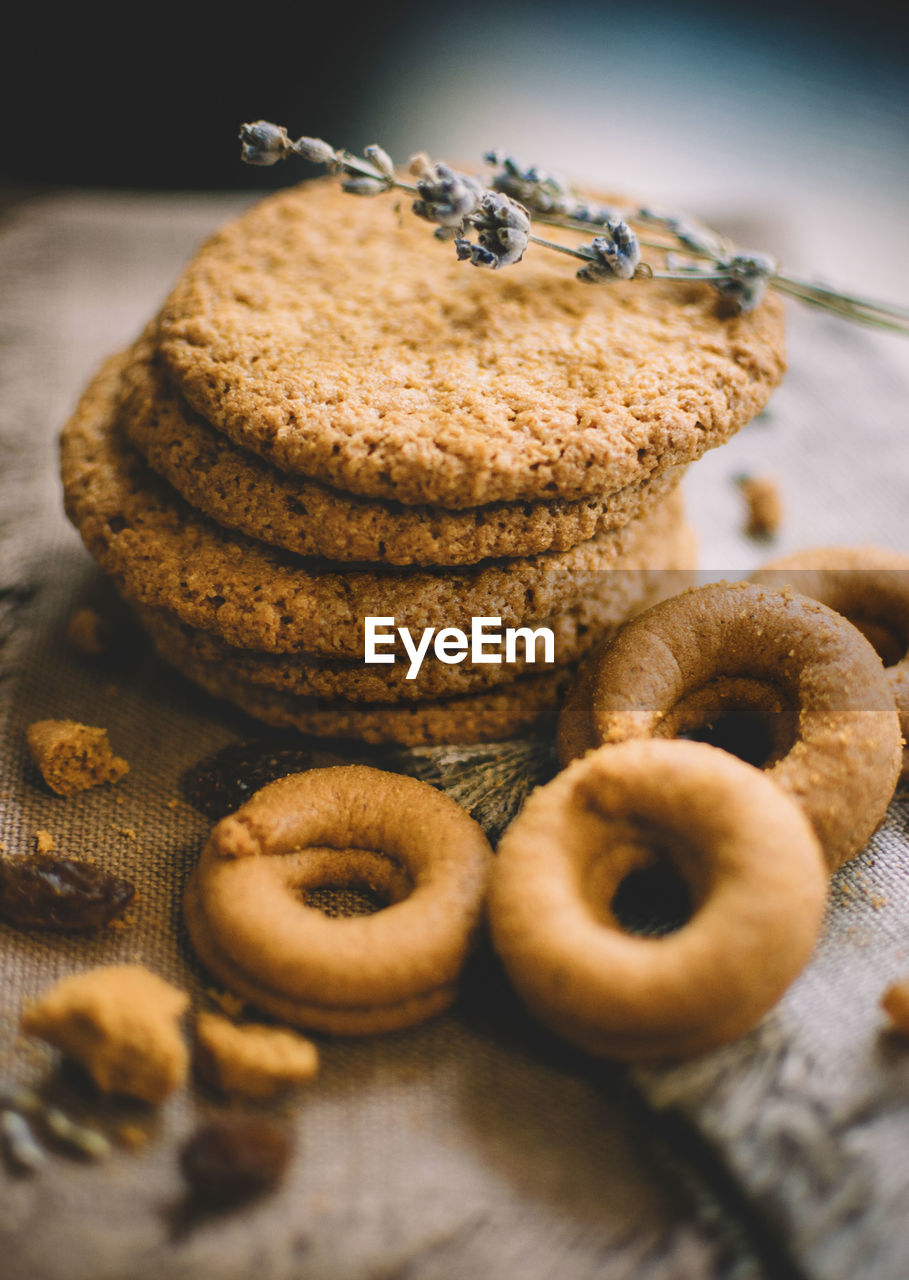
[1,190,907,1280]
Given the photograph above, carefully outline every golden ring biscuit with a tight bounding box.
[488,740,827,1061]
[750,547,909,778]
[557,581,901,869]
[183,766,493,1034]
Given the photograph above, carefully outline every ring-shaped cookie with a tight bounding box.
[557,581,901,870]
[750,547,909,778]
[183,766,493,1034]
[489,740,827,1061]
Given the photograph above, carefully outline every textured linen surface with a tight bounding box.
[0,191,907,1280]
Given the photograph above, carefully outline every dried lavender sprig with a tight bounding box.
[238,125,909,331]
[771,278,909,334]
[239,123,530,263]
[486,151,909,324]
[533,212,717,259]
[773,274,909,324]
[486,153,729,257]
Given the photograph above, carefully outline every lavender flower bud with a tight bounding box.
[714,252,777,312]
[238,121,292,167]
[485,152,577,218]
[575,219,641,283]
[364,144,395,180]
[291,136,339,166]
[412,162,483,228]
[341,176,390,196]
[456,192,531,270]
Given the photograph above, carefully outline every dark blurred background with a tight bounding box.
[2,0,907,190]
[1,0,907,297]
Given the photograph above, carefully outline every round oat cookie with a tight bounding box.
[156,179,786,508]
[132,541,696,704]
[119,337,687,567]
[152,638,575,746]
[61,353,688,659]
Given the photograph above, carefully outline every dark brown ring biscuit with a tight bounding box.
[488,740,827,1061]
[750,547,909,779]
[184,767,493,1034]
[557,581,901,869]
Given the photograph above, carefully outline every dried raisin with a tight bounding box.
[0,855,134,929]
[180,1114,292,1204]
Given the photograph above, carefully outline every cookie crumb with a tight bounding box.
[117,1122,151,1151]
[34,830,55,855]
[735,474,782,539]
[881,979,909,1033]
[195,1011,319,1097]
[66,608,111,657]
[26,720,129,797]
[21,964,189,1103]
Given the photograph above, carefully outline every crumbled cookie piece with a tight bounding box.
[736,474,782,539]
[26,719,129,796]
[21,965,189,1103]
[195,1011,319,1097]
[881,979,909,1033]
[65,608,111,657]
[116,1122,151,1151]
[34,830,55,855]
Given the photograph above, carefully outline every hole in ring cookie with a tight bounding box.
[849,616,906,668]
[277,847,413,918]
[610,864,693,936]
[658,676,798,770]
[579,817,693,936]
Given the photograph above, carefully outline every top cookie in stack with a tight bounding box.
[60,179,786,745]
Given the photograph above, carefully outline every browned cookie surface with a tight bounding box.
[61,353,689,658]
[158,642,575,746]
[132,532,696,703]
[120,337,686,566]
[156,179,785,507]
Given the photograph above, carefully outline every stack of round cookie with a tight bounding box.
[60,179,786,745]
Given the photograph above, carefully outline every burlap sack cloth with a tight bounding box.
[1,192,907,1280]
